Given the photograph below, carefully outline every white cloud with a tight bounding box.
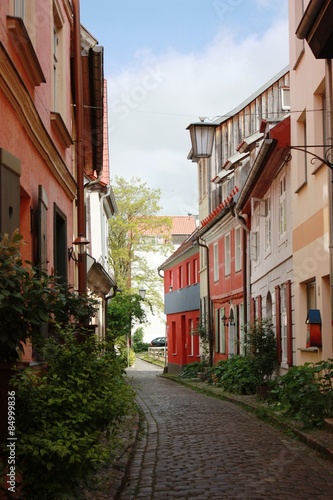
[107,16,289,215]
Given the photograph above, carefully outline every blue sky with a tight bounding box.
[80,0,289,215]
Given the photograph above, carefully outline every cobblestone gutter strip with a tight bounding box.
[166,375,333,463]
[82,410,141,499]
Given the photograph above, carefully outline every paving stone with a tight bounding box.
[118,359,333,499]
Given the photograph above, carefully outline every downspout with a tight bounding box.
[85,172,102,189]
[326,59,333,348]
[230,204,250,329]
[105,286,118,347]
[73,0,87,295]
[195,237,213,367]
[89,45,104,174]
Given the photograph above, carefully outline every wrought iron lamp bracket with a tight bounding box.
[288,145,333,171]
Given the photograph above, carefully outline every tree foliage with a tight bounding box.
[108,176,172,313]
[107,292,147,344]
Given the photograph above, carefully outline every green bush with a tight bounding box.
[210,356,260,395]
[269,360,333,428]
[0,231,98,362]
[179,361,207,379]
[8,329,136,499]
[243,320,277,384]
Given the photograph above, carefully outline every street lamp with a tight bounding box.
[186,119,217,158]
[139,288,146,299]
[68,234,90,262]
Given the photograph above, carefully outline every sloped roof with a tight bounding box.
[171,215,197,235]
[158,226,201,271]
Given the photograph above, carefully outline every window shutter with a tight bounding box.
[0,149,21,235]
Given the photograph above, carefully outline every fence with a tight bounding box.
[148,346,167,362]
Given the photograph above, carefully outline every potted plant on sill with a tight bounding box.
[243,319,277,399]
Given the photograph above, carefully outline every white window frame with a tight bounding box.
[235,227,242,272]
[279,174,287,238]
[187,261,191,286]
[52,2,65,115]
[265,196,271,252]
[179,265,183,289]
[224,234,231,276]
[200,246,207,271]
[213,242,219,282]
[193,258,198,284]
[219,308,226,354]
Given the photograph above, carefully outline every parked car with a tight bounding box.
[150,337,167,347]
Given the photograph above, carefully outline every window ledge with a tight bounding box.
[7,16,46,87]
[50,112,73,149]
[297,347,320,352]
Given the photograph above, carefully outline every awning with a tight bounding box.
[236,131,265,154]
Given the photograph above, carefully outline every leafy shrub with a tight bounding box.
[244,320,277,384]
[9,329,136,499]
[269,360,333,428]
[179,362,207,379]
[0,231,98,362]
[210,356,260,395]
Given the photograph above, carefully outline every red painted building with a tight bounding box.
[0,0,109,359]
[158,233,201,374]
[197,194,245,365]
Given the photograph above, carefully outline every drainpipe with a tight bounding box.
[195,237,213,367]
[84,172,102,189]
[230,205,250,329]
[73,0,87,295]
[326,59,333,347]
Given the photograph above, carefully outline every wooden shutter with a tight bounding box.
[0,149,21,235]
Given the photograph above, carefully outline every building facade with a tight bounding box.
[0,0,115,359]
[188,68,291,367]
[289,0,333,364]
[159,232,200,374]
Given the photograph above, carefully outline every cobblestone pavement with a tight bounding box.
[120,358,333,500]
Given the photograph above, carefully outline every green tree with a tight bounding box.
[132,326,149,352]
[107,292,148,363]
[107,292,147,342]
[108,176,172,314]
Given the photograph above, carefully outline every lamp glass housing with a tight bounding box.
[187,122,217,158]
[72,235,90,254]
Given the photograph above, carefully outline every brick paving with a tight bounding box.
[119,358,333,500]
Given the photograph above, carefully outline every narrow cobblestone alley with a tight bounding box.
[120,358,333,500]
